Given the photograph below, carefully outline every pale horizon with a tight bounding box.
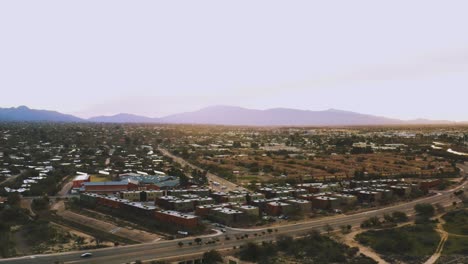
[1,1,468,121]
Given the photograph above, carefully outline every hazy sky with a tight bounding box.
[1,1,468,120]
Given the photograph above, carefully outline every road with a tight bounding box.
[158,147,246,192]
[2,178,465,264]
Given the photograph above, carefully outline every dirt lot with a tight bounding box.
[52,201,162,243]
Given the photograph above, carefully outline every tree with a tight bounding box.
[178,241,184,247]
[324,224,334,234]
[340,225,351,234]
[392,211,408,222]
[239,242,261,262]
[6,193,20,207]
[383,214,395,223]
[202,250,223,264]
[414,203,435,217]
[194,237,202,245]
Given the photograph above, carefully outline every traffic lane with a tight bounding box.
[1,182,462,264]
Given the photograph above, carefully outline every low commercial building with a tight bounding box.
[72,173,91,189]
[82,181,131,194]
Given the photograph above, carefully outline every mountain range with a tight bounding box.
[0,105,458,126]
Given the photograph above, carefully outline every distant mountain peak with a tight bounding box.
[0,105,460,126]
[16,105,30,110]
[0,105,82,122]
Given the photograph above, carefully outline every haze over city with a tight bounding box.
[1,1,468,121]
[2,2,468,264]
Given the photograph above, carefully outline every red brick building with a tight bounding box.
[154,210,199,229]
[72,173,91,189]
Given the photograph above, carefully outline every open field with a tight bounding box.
[356,224,440,263]
[443,236,468,256]
[442,209,468,236]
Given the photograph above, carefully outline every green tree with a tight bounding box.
[202,250,223,264]
[414,203,435,218]
[392,211,408,222]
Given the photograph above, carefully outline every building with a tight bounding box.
[82,181,131,194]
[120,190,164,202]
[210,207,247,226]
[226,195,247,204]
[312,196,339,210]
[156,196,195,212]
[120,174,180,190]
[331,194,357,205]
[121,202,157,217]
[235,205,260,217]
[195,204,223,217]
[154,210,199,229]
[189,188,210,197]
[419,179,441,192]
[287,199,312,214]
[390,185,412,197]
[72,173,91,189]
[265,202,294,216]
[358,191,382,203]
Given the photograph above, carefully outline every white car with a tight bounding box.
[80,253,93,258]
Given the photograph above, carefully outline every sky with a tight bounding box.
[1,1,468,120]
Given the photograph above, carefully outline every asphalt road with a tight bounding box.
[2,178,465,264]
[158,147,246,192]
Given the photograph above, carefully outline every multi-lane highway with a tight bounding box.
[2,177,464,264]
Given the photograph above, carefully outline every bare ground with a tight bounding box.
[52,201,161,243]
[340,229,390,264]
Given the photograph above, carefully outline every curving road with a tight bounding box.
[158,147,246,192]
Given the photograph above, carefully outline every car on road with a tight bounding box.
[80,253,93,258]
